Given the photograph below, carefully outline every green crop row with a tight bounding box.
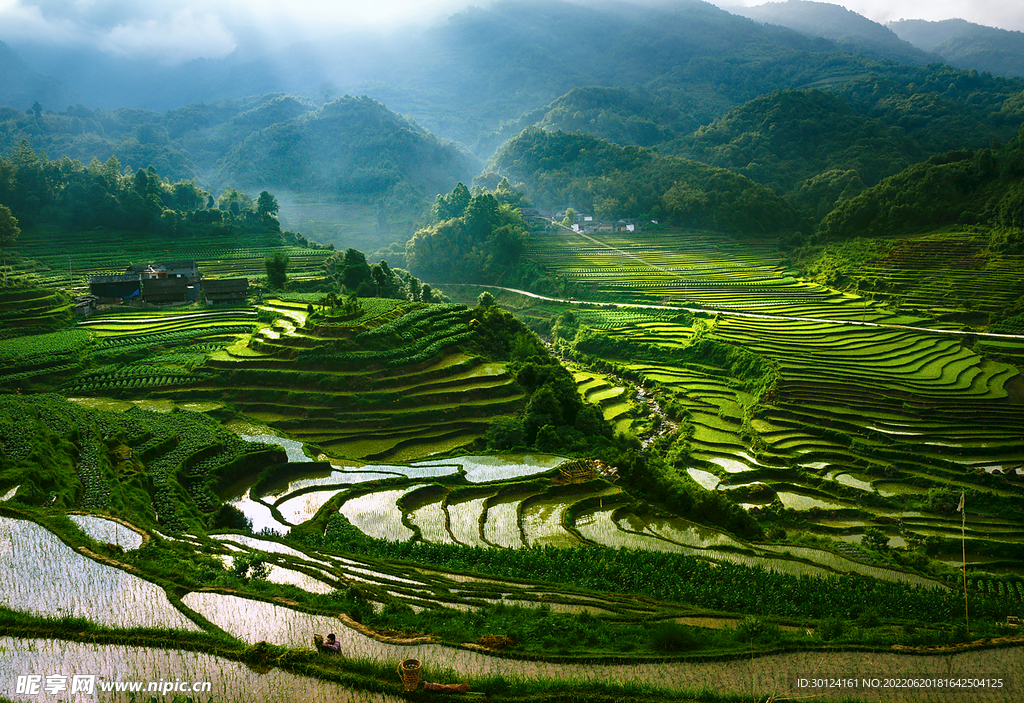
[0,362,80,385]
[299,326,472,369]
[63,375,207,394]
[0,329,90,361]
[94,325,256,352]
[355,304,467,342]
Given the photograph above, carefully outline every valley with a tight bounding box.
[2,0,1024,700]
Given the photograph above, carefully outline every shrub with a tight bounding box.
[651,621,699,652]
[735,616,782,644]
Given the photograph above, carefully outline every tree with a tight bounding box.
[0,205,19,246]
[861,527,890,552]
[432,181,471,221]
[340,248,371,292]
[217,188,255,215]
[477,291,497,308]
[265,251,289,288]
[257,191,280,219]
[561,207,577,227]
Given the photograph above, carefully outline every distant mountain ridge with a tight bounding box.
[889,19,1024,78]
[0,40,75,111]
[0,0,937,151]
[0,94,476,211]
[730,0,940,65]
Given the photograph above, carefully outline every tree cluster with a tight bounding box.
[0,142,298,245]
[324,247,447,302]
[405,181,529,283]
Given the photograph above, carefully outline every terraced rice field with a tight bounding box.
[0,516,200,631]
[573,370,636,434]
[6,227,331,287]
[850,231,1024,317]
[522,228,1024,567]
[59,301,528,462]
[526,229,887,319]
[3,512,1020,703]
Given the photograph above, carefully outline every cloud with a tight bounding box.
[2,0,1022,64]
[0,0,467,62]
[100,8,236,64]
[721,0,1024,32]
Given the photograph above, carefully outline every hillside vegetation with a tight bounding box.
[493,127,808,236]
[817,122,1024,248]
[735,0,938,66]
[0,95,475,224]
[675,89,922,218]
[890,18,1024,78]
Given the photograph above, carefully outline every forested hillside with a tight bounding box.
[0,95,475,209]
[735,0,938,66]
[493,128,808,236]
[890,19,1024,78]
[816,123,1024,248]
[406,181,530,283]
[675,89,922,218]
[0,145,313,254]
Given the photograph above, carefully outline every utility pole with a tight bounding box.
[958,491,969,633]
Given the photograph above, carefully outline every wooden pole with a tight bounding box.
[959,491,969,633]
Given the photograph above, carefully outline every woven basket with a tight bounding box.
[398,658,421,691]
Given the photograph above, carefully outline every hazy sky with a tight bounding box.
[725,0,1024,32]
[0,0,1020,64]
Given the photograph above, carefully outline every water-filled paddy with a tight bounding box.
[482,493,531,548]
[520,497,580,548]
[239,434,311,463]
[407,497,457,545]
[0,517,199,631]
[832,472,874,492]
[446,495,492,547]
[415,454,565,483]
[227,490,290,535]
[3,634,1020,703]
[68,515,144,550]
[1,636,404,703]
[708,457,755,473]
[687,468,721,489]
[776,492,849,511]
[340,486,425,541]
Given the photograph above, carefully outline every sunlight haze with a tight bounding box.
[0,0,1020,64]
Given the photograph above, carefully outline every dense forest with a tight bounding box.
[890,19,1024,78]
[0,143,314,248]
[406,181,531,283]
[492,128,808,236]
[816,122,1024,249]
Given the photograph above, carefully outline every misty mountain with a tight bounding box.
[0,0,914,154]
[889,19,1024,78]
[731,1,939,66]
[0,94,475,208]
[0,40,76,112]
[214,96,477,200]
